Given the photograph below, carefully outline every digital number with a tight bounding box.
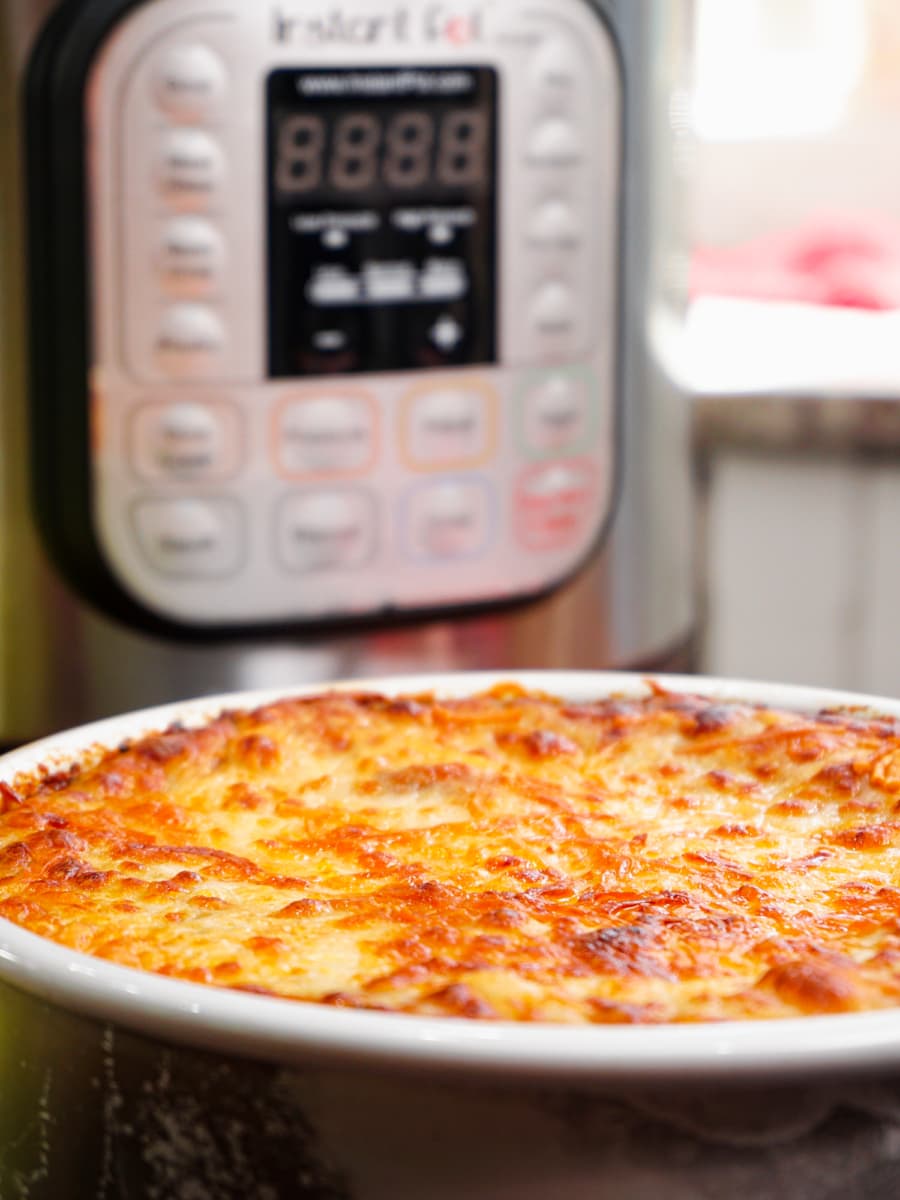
[330,113,380,191]
[276,107,489,195]
[383,112,434,189]
[436,111,489,187]
[276,115,325,195]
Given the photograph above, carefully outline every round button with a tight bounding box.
[407,480,492,561]
[277,395,375,478]
[132,401,240,482]
[531,282,576,335]
[532,38,579,99]
[133,498,242,578]
[516,461,597,552]
[524,463,586,500]
[429,314,465,353]
[159,217,225,297]
[155,44,226,122]
[528,119,581,166]
[277,491,376,574]
[158,129,224,211]
[528,200,579,248]
[405,387,492,468]
[156,305,225,376]
[525,375,589,453]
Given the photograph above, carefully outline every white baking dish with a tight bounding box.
[1,672,899,1199]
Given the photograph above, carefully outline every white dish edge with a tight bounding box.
[1,669,900,1083]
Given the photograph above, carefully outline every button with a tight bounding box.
[428,222,455,247]
[155,44,226,122]
[528,119,581,166]
[524,375,590,454]
[528,200,579,248]
[531,282,577,336]
[158,217,225,297]
[322,228,350,251]
[156,305,225,376]
[404,384,494,468]
[131,401,241,482]
[299,314,363,374]
[516,460,597,551]
[312,329,350,353]
[276,394,376,478]
[429,315,464,352]
[133,498,242,577]
[532,38,580,97]
[406,480,493,561]
[159,129,224,210]
[277,490,376,574]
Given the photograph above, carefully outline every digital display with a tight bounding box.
[267,67,497,378]
[273,109,490,197]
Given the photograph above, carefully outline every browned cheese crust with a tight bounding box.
[2,684,900,1023]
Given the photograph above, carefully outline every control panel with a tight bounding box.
[82,0,621,628]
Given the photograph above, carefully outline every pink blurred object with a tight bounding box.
[692,214,900,310]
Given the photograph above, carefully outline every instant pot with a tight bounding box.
[0,0,694,745]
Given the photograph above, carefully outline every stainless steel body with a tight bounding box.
[0,0,694,745]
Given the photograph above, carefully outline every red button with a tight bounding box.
[515,460,597,551]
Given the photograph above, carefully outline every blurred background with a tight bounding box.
[1,0,900,747]
[687,0,900,694]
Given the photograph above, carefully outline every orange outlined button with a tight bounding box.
[401,378,497,471]
[273,389,378,481]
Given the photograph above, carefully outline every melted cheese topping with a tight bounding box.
[2,684,900,1023]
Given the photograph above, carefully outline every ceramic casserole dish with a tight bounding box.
[2,671,900,1199]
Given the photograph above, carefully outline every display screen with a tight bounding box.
[267,67,497,378]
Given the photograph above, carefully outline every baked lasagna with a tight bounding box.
[1,683,900,1023]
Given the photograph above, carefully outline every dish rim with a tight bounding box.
[2,668,900,1084]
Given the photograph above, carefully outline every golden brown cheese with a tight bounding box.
[3,683,900,1023]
